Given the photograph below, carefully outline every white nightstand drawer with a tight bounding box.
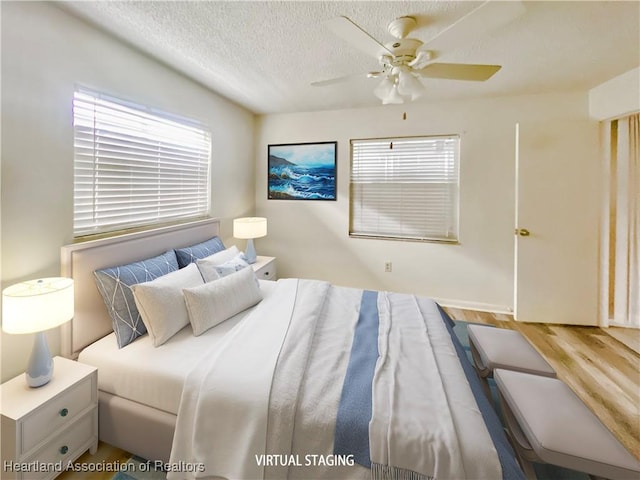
[21,374,94,455]
[256,265,276,280]
[23,411,96,480]
[253,256,277,281]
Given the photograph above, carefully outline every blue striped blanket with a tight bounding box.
[333,291,524,480]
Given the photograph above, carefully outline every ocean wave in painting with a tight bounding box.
[268,164,335,200]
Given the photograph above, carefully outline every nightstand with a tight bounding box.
[252,256,277,280]
[1,356,98,480]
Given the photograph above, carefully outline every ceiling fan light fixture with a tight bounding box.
[382,84,404,105]
[316,13,506,107]
[374,75,395,101]
[397,69,426,100]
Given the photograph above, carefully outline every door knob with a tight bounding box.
[515,228,530,236]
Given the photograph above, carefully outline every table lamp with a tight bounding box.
[233,217,267,264]
[2,277,74,387]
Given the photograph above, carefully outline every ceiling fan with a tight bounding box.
[312,1,525,105]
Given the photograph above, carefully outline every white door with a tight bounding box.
[514,120,600,325]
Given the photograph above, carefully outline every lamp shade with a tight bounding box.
[374,76,395,101]
[397,68,426,100]
[382,85,405,105]
[2,277,74,334]
[233,217,267,239]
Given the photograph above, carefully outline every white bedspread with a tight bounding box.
[168,279,301,480]
[168,279,502,480]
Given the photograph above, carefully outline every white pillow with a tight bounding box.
[197,251,249,282]
[202,245,240,265]
[132,263,204,346]
[183,267,262,336]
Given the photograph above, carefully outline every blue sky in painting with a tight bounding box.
[270,143,335,168]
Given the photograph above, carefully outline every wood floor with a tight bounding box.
[59,308,640,479]
[57,441,130,480]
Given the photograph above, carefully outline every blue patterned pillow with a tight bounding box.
[174,236,225,268]
[94,250,179,348]
[214,254,250,278]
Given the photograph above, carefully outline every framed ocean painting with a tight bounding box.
[268,142,337,200]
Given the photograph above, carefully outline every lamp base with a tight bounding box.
[245,238,257,264]
[26,332,54,388]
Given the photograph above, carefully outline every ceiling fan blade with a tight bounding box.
[326,16,393,58]
[311,73,368,87]
[418,63,501,81]
[424,0,526,53]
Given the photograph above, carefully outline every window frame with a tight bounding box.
[72,88,212,238]
[349,134,461,244]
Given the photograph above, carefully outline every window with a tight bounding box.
[73,89,211,236]
[350,135,459,242]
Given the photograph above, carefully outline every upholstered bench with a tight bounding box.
[467,324,556,401]
[494,369,640,480]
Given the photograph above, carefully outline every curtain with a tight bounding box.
[601,113,640,328]
[626,114,639,327]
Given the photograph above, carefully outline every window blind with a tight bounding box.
[350,136,459,242]
[73,90,211,236]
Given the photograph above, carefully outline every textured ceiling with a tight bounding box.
[61,1,640,115]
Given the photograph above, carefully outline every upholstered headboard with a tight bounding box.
[60,218,221,358]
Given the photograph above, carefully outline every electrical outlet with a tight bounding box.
[385,261,392,273]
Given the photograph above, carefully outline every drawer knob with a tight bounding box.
[59,408,69,417]
[60,445,69,455]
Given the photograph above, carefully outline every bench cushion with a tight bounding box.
[494,369,640,480]
[467,324,556,377]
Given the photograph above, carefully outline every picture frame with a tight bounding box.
[268,141,337,200]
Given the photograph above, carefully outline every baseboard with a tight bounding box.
[432,297,513,315]
[608,321,640,329]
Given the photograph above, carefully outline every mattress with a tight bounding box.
[78,280,277,414]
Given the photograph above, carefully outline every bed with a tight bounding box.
[61,218,524,480]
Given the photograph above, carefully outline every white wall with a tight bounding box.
[0,2,256,382]
[589,67,640,120]
[255,91,597,313]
